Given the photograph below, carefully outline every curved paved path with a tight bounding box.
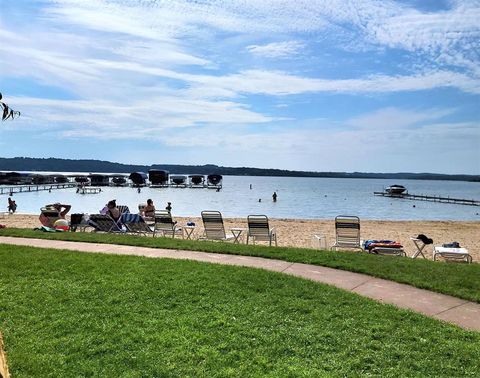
[1,236,479,332]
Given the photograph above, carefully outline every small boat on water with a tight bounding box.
[129,172,148,186]
[385,185,407,195]
[207,174,222,189]
[189,174,205,188]
[170,175,187,187]
[111,175,128,186]
[149,169,169,187]
[89,174,110,186]
[74,176,90,185]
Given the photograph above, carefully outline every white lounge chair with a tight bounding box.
[331,215,362,251]
[200,210,234,241]
[433,246,472,263]
[246,215,277,246]
[153,210,183,238]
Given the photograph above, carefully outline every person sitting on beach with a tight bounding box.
[8,197,17,213]
[106,200,121,221]
[39,202,71,227]
[47,203,71,218]
[143,199,155,218]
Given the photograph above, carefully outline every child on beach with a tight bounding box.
[7,197,17,213]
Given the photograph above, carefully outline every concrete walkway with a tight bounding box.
[1,236,479,332]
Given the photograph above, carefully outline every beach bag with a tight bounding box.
[442,242,460,248]
[71,213,84,226]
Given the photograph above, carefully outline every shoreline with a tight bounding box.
[1,213,479,262]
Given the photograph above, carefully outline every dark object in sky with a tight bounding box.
[0,92,21,121]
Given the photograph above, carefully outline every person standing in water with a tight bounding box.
[8,197,17,213]
[165,202,172,213]
[272,191,277,202]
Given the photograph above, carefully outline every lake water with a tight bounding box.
[2,176,480,221]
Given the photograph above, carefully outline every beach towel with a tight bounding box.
[363,240,403,251]
[416,234,433,245]
[120,213,142,224]
[34,226,64,232]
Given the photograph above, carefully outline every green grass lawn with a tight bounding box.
[1,228,480,303]
[1,244,479,377]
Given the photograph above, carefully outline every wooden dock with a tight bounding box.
[374,191,480,206]
[0,183,77,195]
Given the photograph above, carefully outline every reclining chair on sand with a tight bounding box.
[200,210,234,241]
[88,214,123,233]
[122,213,153,236]
[433,242,472,263]
[363,240,405,257]
[153,210,183,238]
[331,215,362,251]
[246,215,277,246]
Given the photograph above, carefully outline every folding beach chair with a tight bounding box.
[122,213,153,236]
[200,210,234,241]
[331,215,362,251]
[246,215,277,246]
[153,210,183,238]
[88,214,123,233]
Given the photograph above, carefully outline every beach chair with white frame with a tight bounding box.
[153,210,183,238]
[246,215,277,246]
[331,215,362,251]
[200,210,234,241]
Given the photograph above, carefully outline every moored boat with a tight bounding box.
[89,174,110,186]
[385,184,407,194]
[129,172,148,186]
[149,169,169,187]
[111,175,128,186]
[207,174,222,189]
[189,174,205,187]
[170,175,187,187]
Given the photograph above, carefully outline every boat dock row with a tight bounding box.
[0,170,223,190]
[374,191,480,206]
[0,183,77,196]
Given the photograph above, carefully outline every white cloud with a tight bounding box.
[1,0,479,173]
[346,107,456,130]
[8,95,274,140]
[246,41,305,58]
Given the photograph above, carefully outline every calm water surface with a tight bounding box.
[2,176,479,221]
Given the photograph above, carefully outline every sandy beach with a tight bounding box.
[1,213,479,262]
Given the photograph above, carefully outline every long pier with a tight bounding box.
[0,183,77,195]
[374,192,480,206]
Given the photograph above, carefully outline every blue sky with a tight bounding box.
[0,0,479,174]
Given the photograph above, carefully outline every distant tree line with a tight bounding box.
[0,157,478,182]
